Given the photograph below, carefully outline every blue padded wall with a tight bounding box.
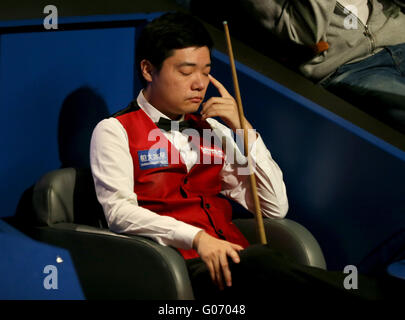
[211,51,405,270]
[0,26,136,219]
[0,220,84,299]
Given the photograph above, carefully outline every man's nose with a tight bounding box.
[191,74,207,91]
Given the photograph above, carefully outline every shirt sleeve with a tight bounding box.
[246,0,336,46]
[207,118,288,219]
[90,118,202,249]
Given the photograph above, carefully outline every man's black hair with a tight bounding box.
[135,11,214,87]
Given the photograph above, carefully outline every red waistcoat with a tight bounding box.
[114,102,250,259]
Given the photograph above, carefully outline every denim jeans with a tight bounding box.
[321,43,405,134]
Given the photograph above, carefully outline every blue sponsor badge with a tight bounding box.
[138,148,168,170]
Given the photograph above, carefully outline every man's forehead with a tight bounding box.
[168,46,211,65]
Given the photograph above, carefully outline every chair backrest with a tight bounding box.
[32,167,107,228]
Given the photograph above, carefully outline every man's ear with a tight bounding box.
[140,59,155,83]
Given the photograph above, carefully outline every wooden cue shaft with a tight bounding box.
[223,21,268,245]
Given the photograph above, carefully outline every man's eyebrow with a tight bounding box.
[177,62,211,67]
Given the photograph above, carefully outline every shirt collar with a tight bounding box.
[136,90,185,123]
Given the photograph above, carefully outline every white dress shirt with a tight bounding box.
[90,91,288,250]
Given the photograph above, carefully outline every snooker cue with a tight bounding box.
[223,21,268,245]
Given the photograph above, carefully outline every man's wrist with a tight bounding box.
[192,230,204,250]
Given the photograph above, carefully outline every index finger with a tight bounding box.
[208,74,232,98]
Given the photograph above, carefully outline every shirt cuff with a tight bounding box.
[233,132,269,165]
[172,224,203,250]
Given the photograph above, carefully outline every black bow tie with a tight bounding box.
[155,117,193,132]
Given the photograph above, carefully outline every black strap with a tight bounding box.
[111,100,140,118]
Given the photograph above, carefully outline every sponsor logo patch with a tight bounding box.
[138,148,168,169]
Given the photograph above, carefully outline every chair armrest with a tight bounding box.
[28,223,194,299]
[233,218,327,270]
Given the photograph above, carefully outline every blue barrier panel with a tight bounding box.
[0,25,136,219]
[211,50,405,270]
[0,220,84,299]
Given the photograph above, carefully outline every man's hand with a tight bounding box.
[201,74,251,132]
[193,230,243,290]
[201,75,257,143]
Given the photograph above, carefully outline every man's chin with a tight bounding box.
[182,103,201,114]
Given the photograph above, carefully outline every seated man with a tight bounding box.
[90,11,402,300]
[183,0,405,133]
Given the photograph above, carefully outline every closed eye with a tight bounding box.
[180,71,192,76]
[203,67,211,77]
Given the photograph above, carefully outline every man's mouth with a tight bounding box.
[188,97,203,103]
